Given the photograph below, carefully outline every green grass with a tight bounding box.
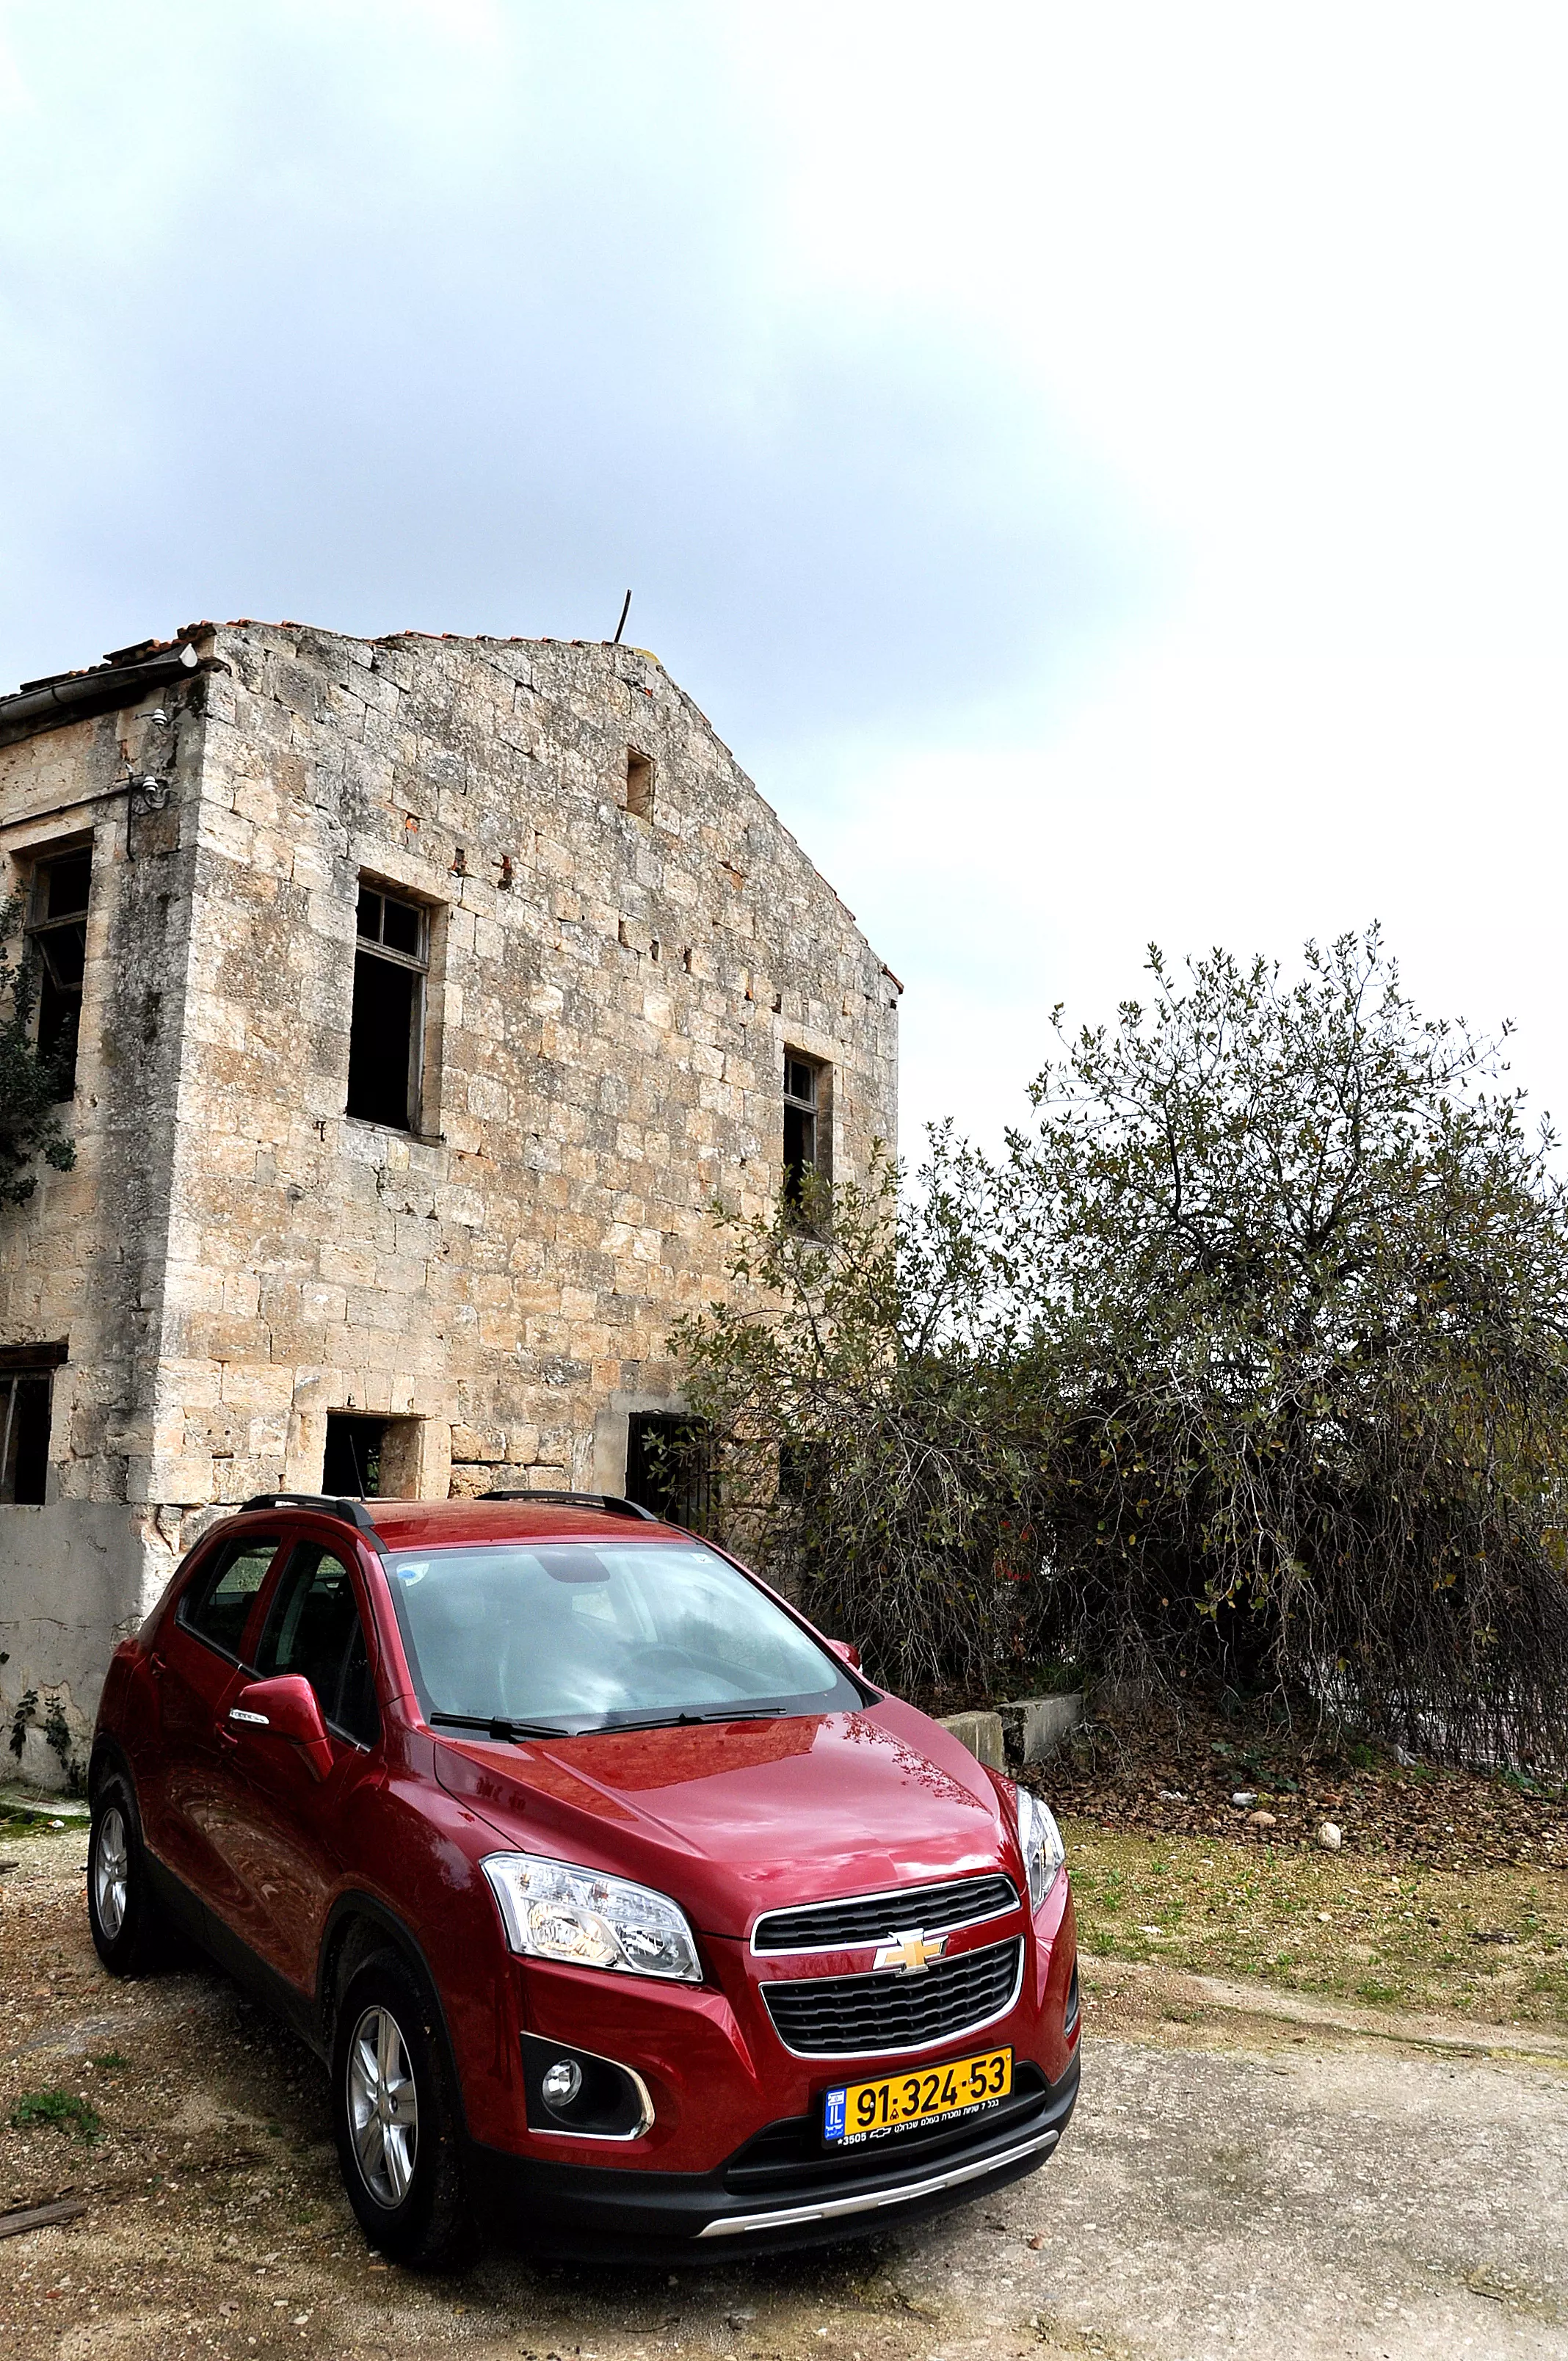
[0,1803,84,1840]
[1064,1816,1568,2026]
[10,2087,101,2139]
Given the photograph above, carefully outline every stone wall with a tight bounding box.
[160,621,898,1514]
[0,672,211,1777]
[0,622,899,1769]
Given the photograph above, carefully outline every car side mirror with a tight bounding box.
[229,1674,334,1781]
[829,1639,862,1672]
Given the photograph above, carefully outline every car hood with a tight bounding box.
[433,1697,1015,1938]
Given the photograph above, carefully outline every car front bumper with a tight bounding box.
[468,2048,1080,2260]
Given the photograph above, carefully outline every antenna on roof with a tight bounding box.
[611,589,632,645]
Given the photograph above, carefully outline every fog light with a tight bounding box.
[542,2057,583,2108]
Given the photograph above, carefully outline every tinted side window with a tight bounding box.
[178,1537,280,1658]
[255,1542,380,1747]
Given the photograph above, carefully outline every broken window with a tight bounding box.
[783,1053,827,1215]
[346,882,428,1131]
[322,1412,387,1497]
[625,1412,713,1533]
[624,749,655,820]
[0,1361,54,1504]
[25,847,91,1100]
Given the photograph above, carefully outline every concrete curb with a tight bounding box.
[997,1692,1086,1763]
[939,1711,1005,1770]
[1082,1949,1568,2064]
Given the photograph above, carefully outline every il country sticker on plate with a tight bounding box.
[822,2047,1012,2146]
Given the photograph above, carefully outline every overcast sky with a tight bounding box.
[3,3,1565,1158]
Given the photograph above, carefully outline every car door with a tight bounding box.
[213,1534,386,1995]
[142,1529,283,1916]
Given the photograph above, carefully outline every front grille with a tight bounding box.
[752,1874,1018,1954]
[761,1937,1022,2056]
[724,2064,1050,2196]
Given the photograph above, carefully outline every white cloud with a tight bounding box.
[1,1,1563,1155]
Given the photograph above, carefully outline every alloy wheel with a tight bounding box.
[94,1805,128,1940]
[346,2003,420,2208]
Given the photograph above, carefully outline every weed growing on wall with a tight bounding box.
[8,1686,85,1791]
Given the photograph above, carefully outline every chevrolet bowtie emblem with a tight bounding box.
[873,1928,948,1975]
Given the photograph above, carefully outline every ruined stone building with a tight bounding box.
[0,620,899,1779]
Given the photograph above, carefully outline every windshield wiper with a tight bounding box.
[429,1711,572,1741]
[430,1705,791,1741]
[587,1705,790,1733]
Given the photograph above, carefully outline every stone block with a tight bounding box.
[449,1462,498,1498]
[996,1693,1086,1764]
[451,1423,507,1464]
[939,1711,1006,1772]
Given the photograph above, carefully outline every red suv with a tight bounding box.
[87,1492,1080,2266]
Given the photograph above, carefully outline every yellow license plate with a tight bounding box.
[823,2046,1012,2146]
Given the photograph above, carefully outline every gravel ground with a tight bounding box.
[3,1832,1566,2361]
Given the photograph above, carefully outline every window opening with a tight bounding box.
[625,1412,713,1534]
[178,1537,280,1658]
[255,1541,380,1746]
[779,1437,830,1506]
[783,1053,821,1213]
[25,849,91,1100]
[0,1369,53,1504]
[624,749,655,821]
[346,882,428,1131]
[323,1412,386,1497]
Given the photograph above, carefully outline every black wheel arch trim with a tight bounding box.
[87,1734,137,1810]
[316,1890,471,2136]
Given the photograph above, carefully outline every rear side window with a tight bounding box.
[178,1537,280,1658]
[255,1542,381,1747]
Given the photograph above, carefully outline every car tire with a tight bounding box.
[332,1951,474,2271]
[87,1771,164,1976]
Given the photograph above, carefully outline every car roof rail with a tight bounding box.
[239,1492,382,1536]
[482,1490,661,1522]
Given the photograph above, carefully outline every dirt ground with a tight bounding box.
[1024,1695,1568,1874]
[4,1831,1567,2361]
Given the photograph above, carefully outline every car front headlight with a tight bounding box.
[481,1851,703,1984]
[1014,1786,1066,1911]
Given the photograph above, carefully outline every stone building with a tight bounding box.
[0,620,899,1781]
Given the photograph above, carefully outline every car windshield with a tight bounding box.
[385,1538,860,1733]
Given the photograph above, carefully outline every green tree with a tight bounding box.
[671,1156,1037,1694]
[677,931,1568,1762]
[987,928,1568,1763]
[0,894,76,1204]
